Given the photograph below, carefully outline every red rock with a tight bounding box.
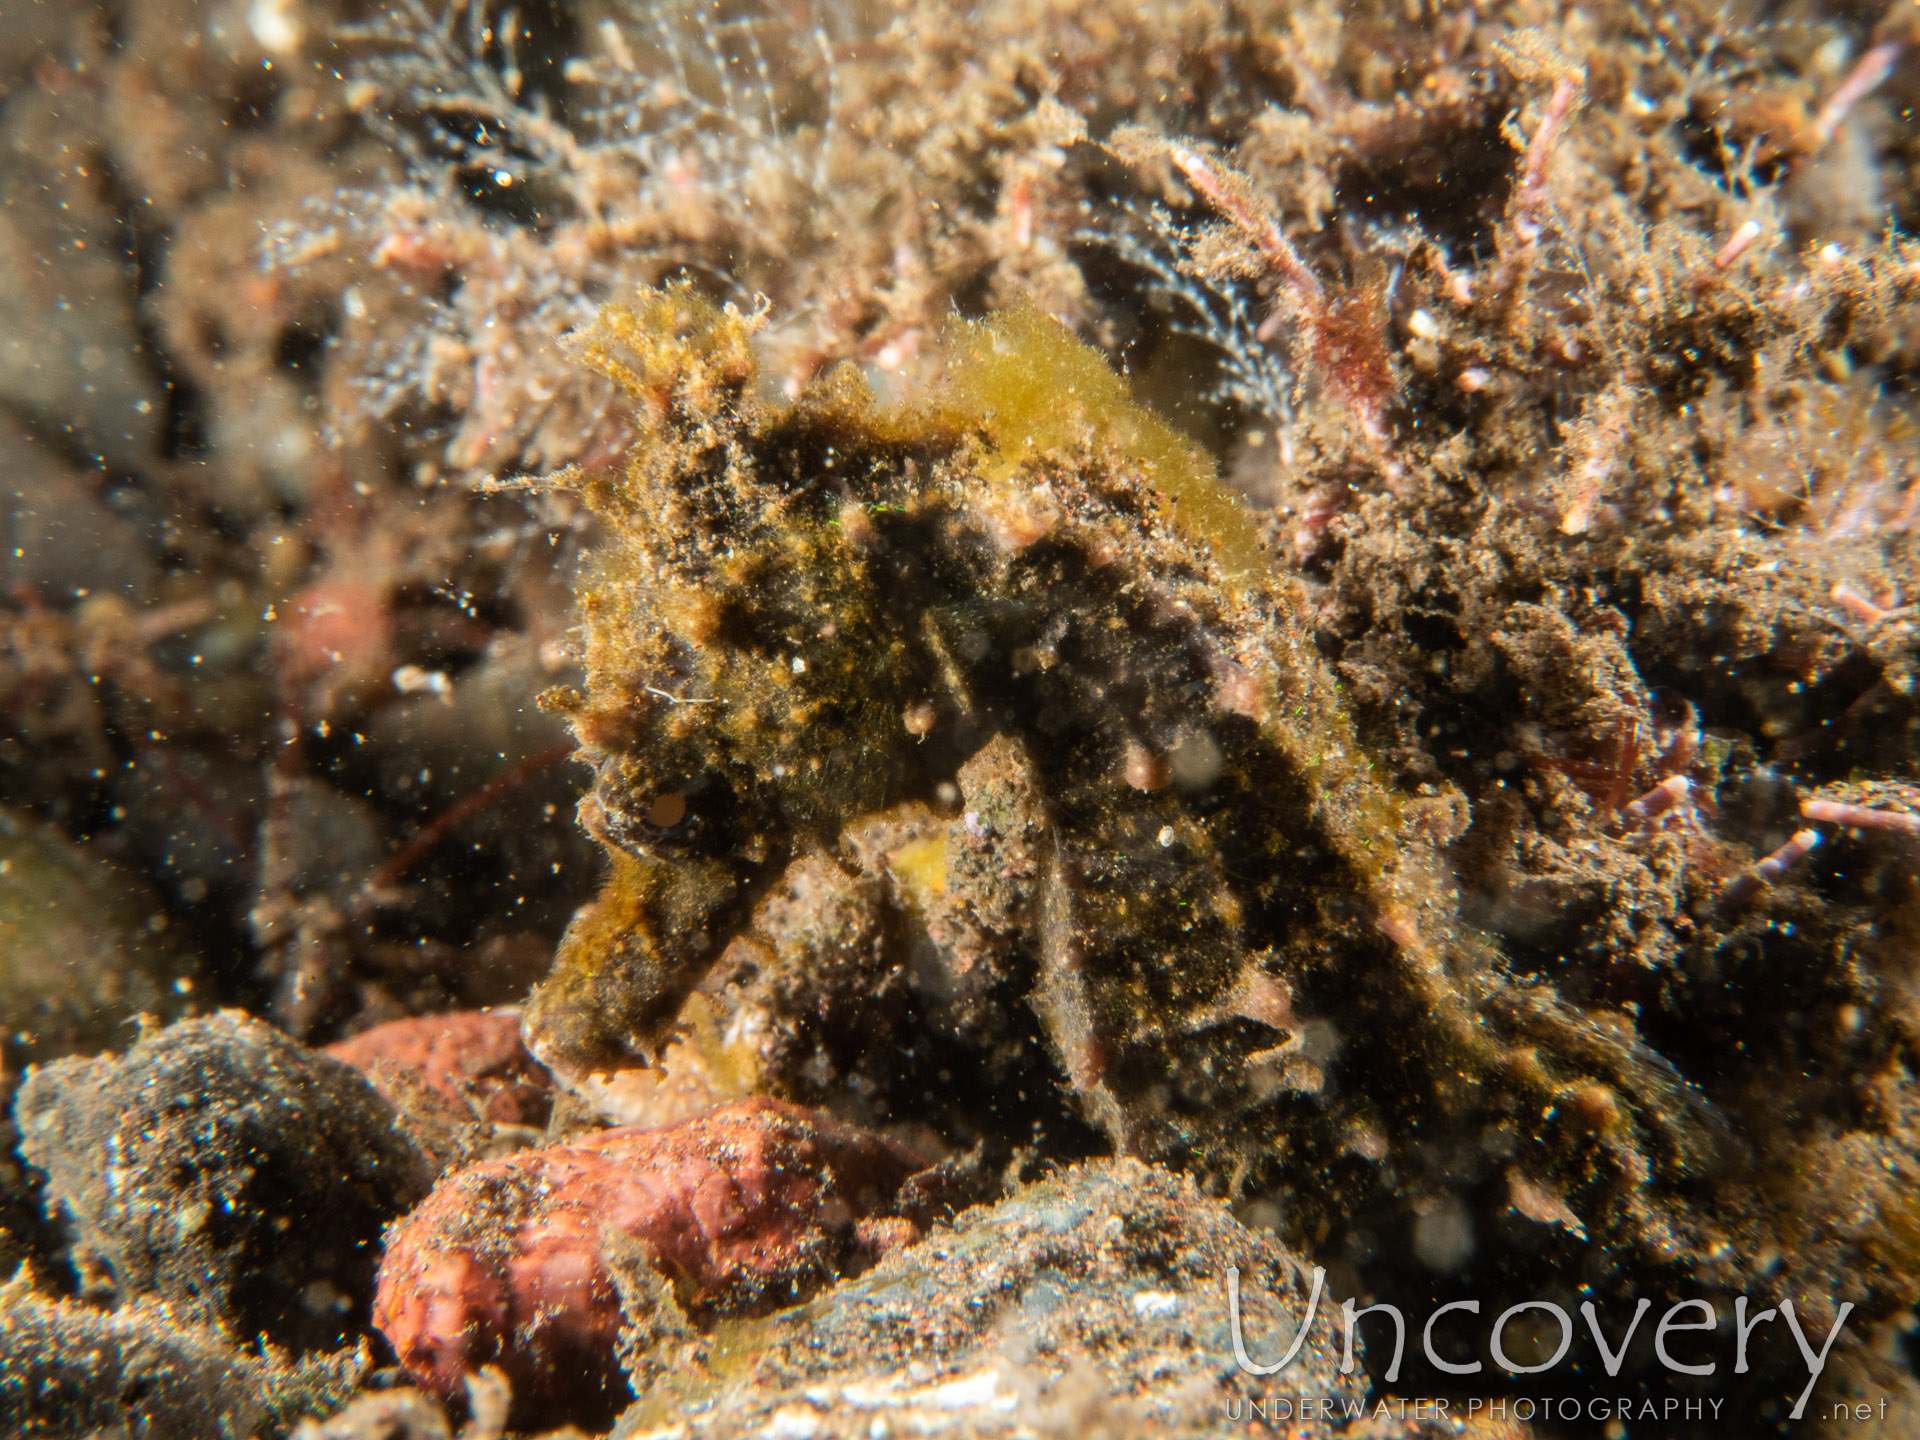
[370,1098,928,1418]
[325,1009,552,1126]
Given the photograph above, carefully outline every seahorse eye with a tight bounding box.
[646,792,689,830]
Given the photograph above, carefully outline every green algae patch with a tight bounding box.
[938,303,1267,578]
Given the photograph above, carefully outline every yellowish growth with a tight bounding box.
[884,834,949,908]
[566,283,763,426]
[671,992,764,1096]
[564,284,767,531]
[937,304,1268,576]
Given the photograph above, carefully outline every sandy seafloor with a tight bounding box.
[2,0,1920,1434]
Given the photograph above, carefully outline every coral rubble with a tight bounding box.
[0,1279,364,1440]
[608,1158,1399,1440]
[326,1006,555,1127]
[15,1011,433,1353]
[372,1097,931,1424]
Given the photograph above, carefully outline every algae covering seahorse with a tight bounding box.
[521,282,1740,1323]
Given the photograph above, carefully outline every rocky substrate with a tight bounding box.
[1,1011,1442,1439]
